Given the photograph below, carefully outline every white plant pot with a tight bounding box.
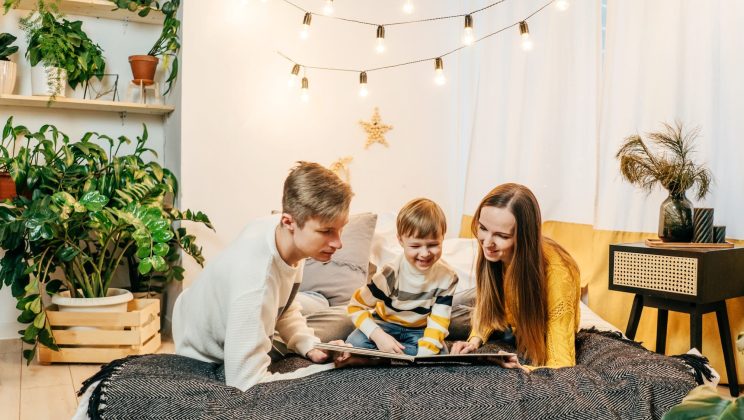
[52,287,133,312]
[30,65,67,97]
[0,60,16,94]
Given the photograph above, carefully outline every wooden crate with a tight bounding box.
[38,298,161,364]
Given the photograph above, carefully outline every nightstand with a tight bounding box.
[609,243,744,397]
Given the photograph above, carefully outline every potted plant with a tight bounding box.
[18,1,106,98]
[110,0,180,95]
[0,116,29,200]
[617,121,712,242]
[0,118,212,363]
[0,32,19,94]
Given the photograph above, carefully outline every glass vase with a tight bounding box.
[658,191,693,242]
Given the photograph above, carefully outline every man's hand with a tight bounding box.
[450,338,480,355]
[369,328,405,354]
[305,348,330,363]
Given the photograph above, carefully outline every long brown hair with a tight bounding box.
[470,183,555,365]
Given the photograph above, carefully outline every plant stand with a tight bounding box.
[38,298,161,364]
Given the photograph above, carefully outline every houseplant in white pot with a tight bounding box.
[19,2,106,98]
[0,118,212,363]
[0,32,19,94]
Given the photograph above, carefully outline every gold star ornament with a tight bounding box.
[359,107,393,149]
[329,156,353,182]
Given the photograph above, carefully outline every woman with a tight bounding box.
[450,183,581,370]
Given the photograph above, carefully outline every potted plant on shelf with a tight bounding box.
[110,0,180,95]
[616,121,712,242]
[18,1,106,98]
[0,118,213,363]
[0,32,19,94]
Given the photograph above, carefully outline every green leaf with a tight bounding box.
[57,246,79,262]
[17,309,35,324]
[138,259,152,275]
[28,296,41,314]
[45,280,63,295]
[152,229,173,243]
[22,324,39,344]
[33,311,46,329]
[153,242,169,257]
[79,191,107,212]
[151,255,167,272]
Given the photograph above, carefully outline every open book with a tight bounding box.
[314,342,517,364]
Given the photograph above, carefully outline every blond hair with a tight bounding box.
[396,198,447,239]
[282,161,353,227]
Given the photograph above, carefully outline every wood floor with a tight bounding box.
[0,336,174,420]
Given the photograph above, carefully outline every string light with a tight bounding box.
[519,21,533,51]
[278,0,556,97]
[323,0,334,15]
[288,64,301,87]
[462,14,474,46]
[434,57,446,85]
[300,12,312,39]
[402,0,413,14]
[375,25,386,53]
[301,77,310,101]
[358,71,368,97]
[555,0,569,11]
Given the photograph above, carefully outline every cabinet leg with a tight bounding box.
[656,309,668,354]
[626,294,643,340]
[715,301,740,397]
[690,309,703,353]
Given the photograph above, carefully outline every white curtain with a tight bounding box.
[595,0,744,238]
[461,0,601,224]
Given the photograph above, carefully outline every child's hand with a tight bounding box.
[305,348,330,363]
[450,339,479,355]
[327,340,353,364]
[488,351,529,373]
[369,328,406,354]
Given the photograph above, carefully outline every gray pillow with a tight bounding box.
[300,213,377,307]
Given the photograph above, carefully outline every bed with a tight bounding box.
[73,213,714,419]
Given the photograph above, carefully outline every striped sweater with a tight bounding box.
[347,255,458,355]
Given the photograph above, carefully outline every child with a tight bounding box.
[346,198,458,356]
[173,162,353,391]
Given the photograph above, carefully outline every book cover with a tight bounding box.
[314,342,517,364]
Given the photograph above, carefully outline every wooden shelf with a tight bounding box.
[0,94,174,116]
[14,0,164,24]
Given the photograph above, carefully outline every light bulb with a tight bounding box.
[555,0,569,11]
[462,15,474,45]
[375,26,386,53]
[288,64,301,88]
[300,12,312,40]
[434,57,446,86]
[519,21,533,51]
[323,0,334,15]
[300,77,310,102]
[359,72,368,97]
[402,0,413,14]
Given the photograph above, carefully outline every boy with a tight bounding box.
[346,198,458,356]
[173,162,353,391]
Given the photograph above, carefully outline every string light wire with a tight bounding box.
[279,0,555,74]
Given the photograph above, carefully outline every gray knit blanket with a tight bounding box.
[80,330,709,419]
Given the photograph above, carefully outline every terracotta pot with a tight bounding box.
[0,171,17,200]
[128,55,159,85]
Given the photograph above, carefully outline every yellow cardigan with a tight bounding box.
[468,244,581,369]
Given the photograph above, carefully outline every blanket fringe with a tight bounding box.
[79,355,144,420]
[672,353,713,385]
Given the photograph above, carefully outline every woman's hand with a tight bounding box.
[450,338,481,355]
[369,328,405,354]
[489,351,530,373]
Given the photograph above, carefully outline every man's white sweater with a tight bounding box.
[173,215,319,391]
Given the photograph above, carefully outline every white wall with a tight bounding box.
[0,9,176,338]
[180,0,470,285]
